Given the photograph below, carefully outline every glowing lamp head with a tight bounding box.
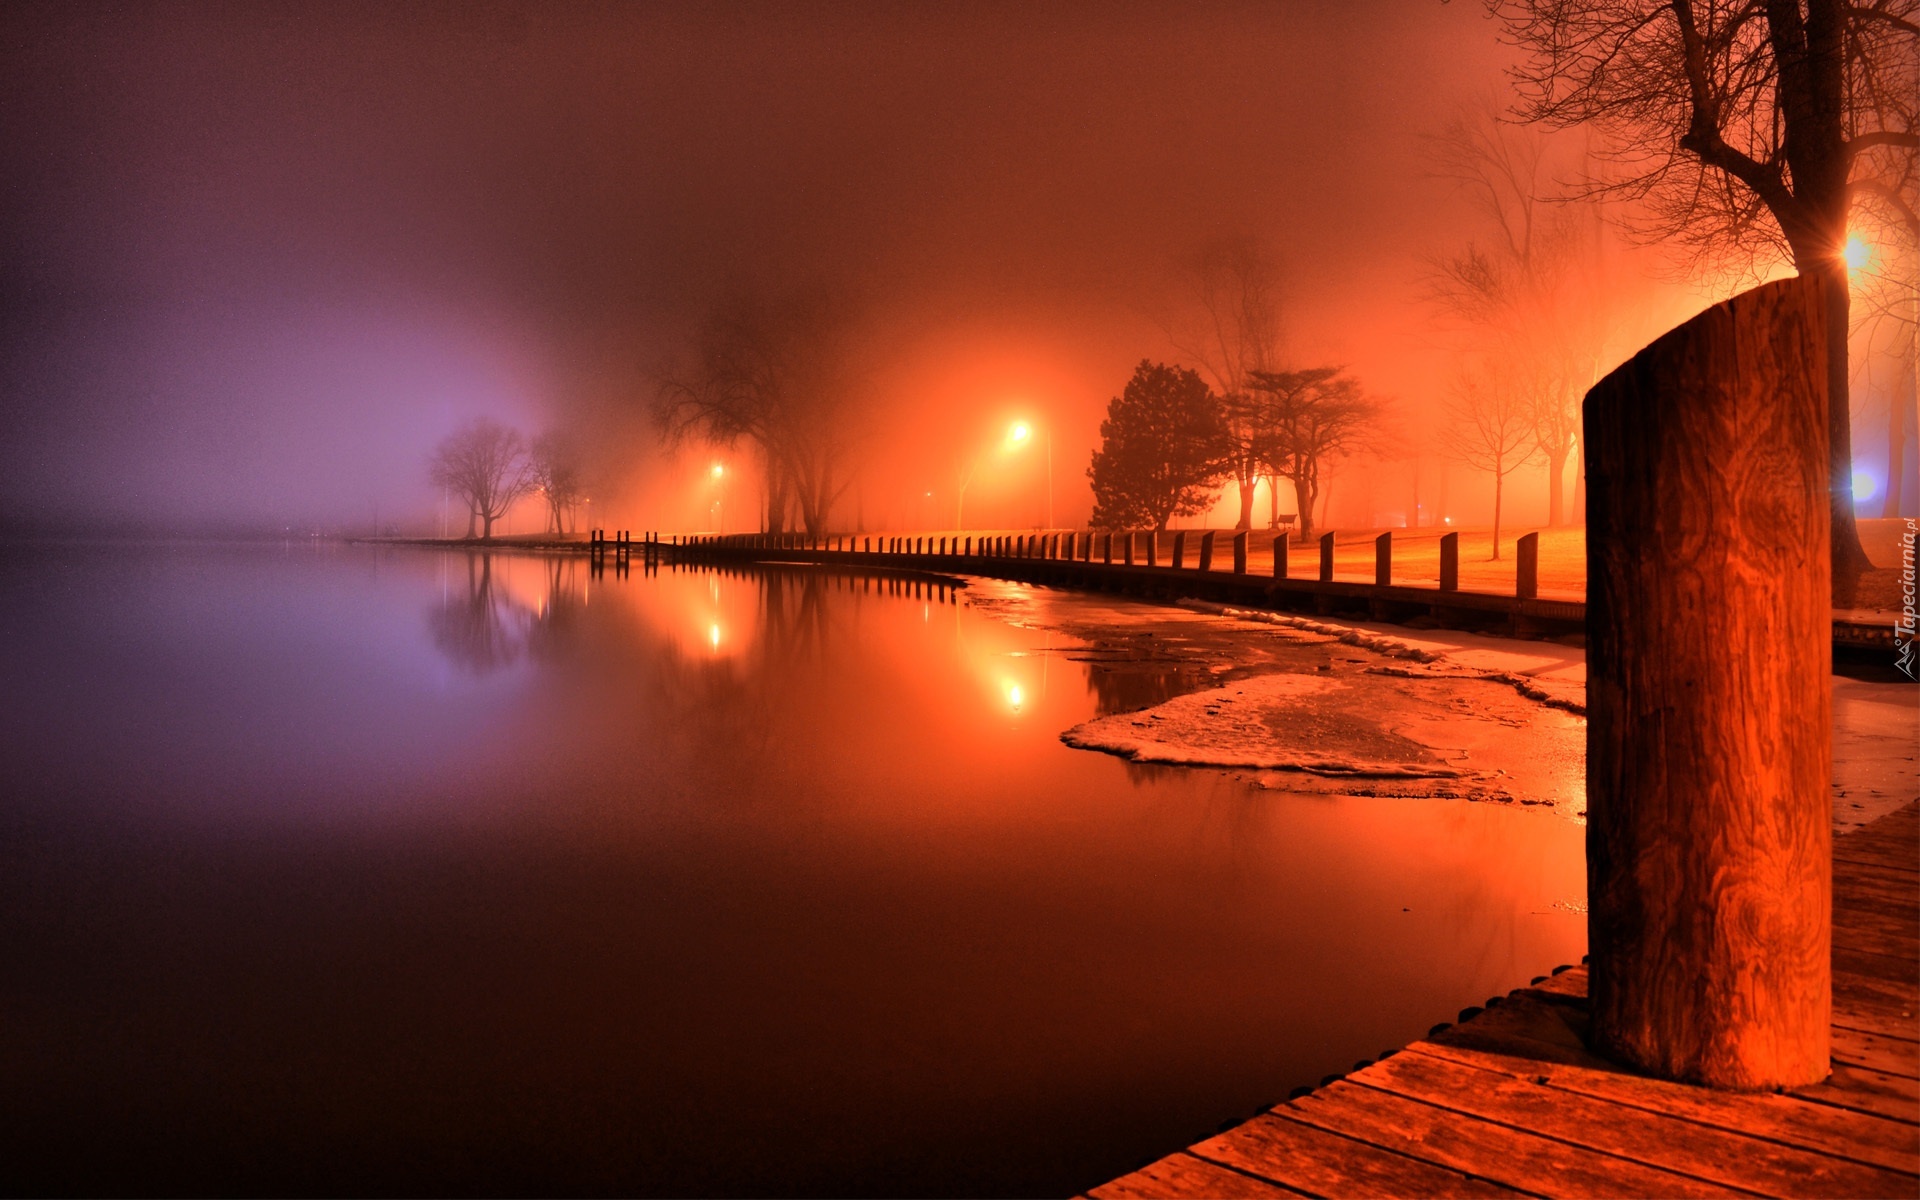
[710,463,725,479]
[1843,235,1872,270]
[1009,422,1031,444]
[1006,683,1025,710]
[1852,471,1877,502]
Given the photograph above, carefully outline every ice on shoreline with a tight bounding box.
[1061,672,1469,779]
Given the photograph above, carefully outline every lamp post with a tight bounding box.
[1009,421,1052,529]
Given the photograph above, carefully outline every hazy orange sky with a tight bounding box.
[2,1,1735,535]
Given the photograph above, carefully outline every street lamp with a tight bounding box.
[1008,420,1052,528]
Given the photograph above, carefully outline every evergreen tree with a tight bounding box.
[1088,361,1231,531]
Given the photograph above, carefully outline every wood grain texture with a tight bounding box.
[1584,275,1834,1089]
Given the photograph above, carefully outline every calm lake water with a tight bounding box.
[0,541,1586,1196]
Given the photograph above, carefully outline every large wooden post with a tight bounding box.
[1273,536,1289,579]
[1585,276,1831,1091]
[1439,532,1458,591]
[1232,531,1249,574]
[1515,532,1539,599]
[1374,532,1392,587]
[1318,533,1335,582]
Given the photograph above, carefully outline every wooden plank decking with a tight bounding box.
[1092,803,1920,1199]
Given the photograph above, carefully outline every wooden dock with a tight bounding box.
[1088,802,1920,1199]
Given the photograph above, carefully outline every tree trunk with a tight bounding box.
[1546,444,1567,527]
[766,464,790,535]
[465,508,477,539]
[1235,470,1256,530]
[1584,275,1831,1090]
[1814,261,1873,586]
[1290,471,1315,541]
[1571,432,1586,526]
[1490,468,1503,561]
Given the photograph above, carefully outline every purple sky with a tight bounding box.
[3,1,1702,534]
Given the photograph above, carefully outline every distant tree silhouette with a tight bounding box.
[528,430,587,534]
[1088,361,1231,532]
[1489,0,1919,577]
[1438,362,1541,560]
[1423,101,1637,528]
[1246,366,1382,541]
[429,418,532,539]
[653,288,866,538]
[1165,237,1286,530]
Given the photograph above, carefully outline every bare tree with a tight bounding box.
[654,289,866,538]
[528,430,587,534]
[428,418,532,540]
[1440,362,1541,560]
[1246,366,1384,542]
[1165,236,1286,530]
[1425,103,1632,527]
[1489,0,1920,576]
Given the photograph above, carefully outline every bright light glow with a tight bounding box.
[1009,422,1031,443]
[710,463,725,479]
[708,622,722,648]
[1006,683,1025,710]
[1853,471,1878,501]
[1843,235,1872,270]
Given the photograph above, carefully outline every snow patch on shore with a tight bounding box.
[1062,671,1477,781]
[1179,601,1590,714]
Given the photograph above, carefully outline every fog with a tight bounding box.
[0,2,1828,537]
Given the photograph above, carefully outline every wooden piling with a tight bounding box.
[1273,536,1288,579]
[1516,532,1539,599]
[1123,533,1135,565]
[1319,533,1335,582]
[1198,531,1216,571]
[1374,531,1391,586]
[1585,275,1831,1090]
[1232,531,1248,574]
[1172,531,1187,569]
[1439,532,1459,591]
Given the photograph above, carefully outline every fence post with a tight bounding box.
[1516,532,1539,600]
[1375,531,1392,587]
[1102,532,1113,564]
[1172,531,1187,569]
[1585,276,1830,1089]
[1232,530,1248,574]
[1198,531,1216,571]
[1123,533,1135,565]
[1439,532,1458,591]
[1273,536,1288,578]
[1147,532,1159,567]
[1318,532,1335,582]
